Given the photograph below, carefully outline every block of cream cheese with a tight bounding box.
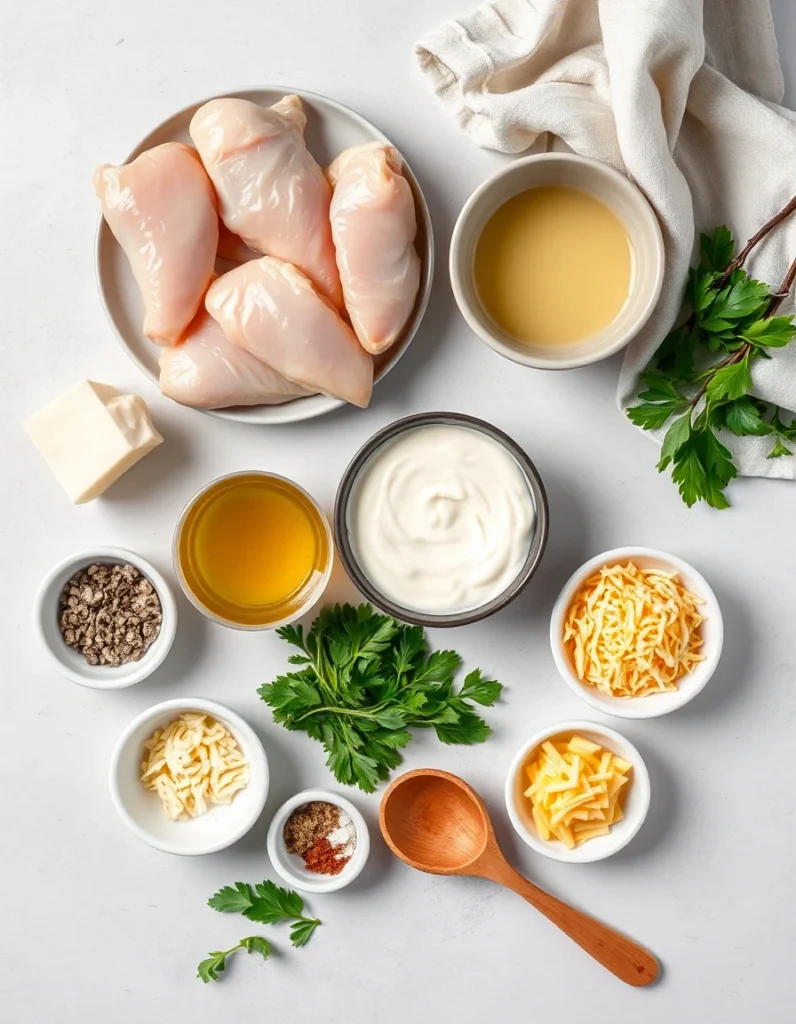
[25,381,163,503]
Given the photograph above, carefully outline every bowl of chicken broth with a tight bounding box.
[450,153,664,370]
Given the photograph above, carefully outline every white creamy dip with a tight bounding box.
[348,424,535,614]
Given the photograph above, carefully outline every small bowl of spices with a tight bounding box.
[267,790,370,894]
[34,547,177,688]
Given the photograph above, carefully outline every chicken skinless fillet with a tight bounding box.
[206,256,373,408]
[158,308,312,409]
[327,142,421,355]
[190,96,343,309]
[94,143,218,346]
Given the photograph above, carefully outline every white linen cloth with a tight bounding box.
[416,0,796,479]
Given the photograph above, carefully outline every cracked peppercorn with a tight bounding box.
[58,562,162,667]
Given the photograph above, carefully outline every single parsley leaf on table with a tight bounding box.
[197,936,272,984]
[209,880,321,946]
[258,603,502,792]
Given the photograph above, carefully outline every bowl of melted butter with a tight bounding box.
[450,153,664,369]
[174,472,333,629]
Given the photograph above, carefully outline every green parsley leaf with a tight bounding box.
[700,226,734,272]
[742,315,796,348]
[629,213,796,506]
[657,412,692,471]
[197,936,272,984]
[767,440,793,459]
[209,880,321,942]
[241,936,273,958]
[669,436,708,508]
[259,604,501,791]
[627,400,681,431]
[208,882,254,914]
[290,918,321,948]
[700,278,769,330]
[705,355,752,403]
[458,669,504,707]
[714,397,773,436]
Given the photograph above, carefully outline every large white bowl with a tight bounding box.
[450,153,664,370]
[109,698,269,856]
[505,720,651,864]
[96,86,434,424]
[550,547,723,719]
[33,547,177,689]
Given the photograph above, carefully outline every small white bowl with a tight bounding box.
[109,698,269,855]
[505,720,651,864]
[266,789,370,893]
[450,153,664,370]
[33,547,178,688]
[550,547,723,719]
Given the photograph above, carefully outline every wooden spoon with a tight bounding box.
[379,768,658,987]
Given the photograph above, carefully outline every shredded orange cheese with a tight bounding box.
[563,561,704,698]
[524,734,631,848]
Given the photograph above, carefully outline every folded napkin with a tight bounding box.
[416,0,796,479]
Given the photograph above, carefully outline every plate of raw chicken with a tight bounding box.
[95,87,434,423]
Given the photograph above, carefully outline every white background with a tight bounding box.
[2,2,796,1021]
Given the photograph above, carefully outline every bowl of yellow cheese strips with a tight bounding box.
[505,721,650,863]
[550,547,724,719]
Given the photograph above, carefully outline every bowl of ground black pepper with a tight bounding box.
[266,789,370,894]
[34,547,177,688]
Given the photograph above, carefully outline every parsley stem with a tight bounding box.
[688,255,796,413]
[766,253,796,317]
[720,192,796,286]
[293,702,393,724]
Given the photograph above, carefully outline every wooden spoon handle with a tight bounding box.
[497,864,658,986]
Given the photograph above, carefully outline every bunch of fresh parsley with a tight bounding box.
[628,221,796,508]
[198,880,321,984]
[258,603,502,792]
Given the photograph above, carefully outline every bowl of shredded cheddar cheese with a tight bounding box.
[505,721,651,863]
[550,548,723,719]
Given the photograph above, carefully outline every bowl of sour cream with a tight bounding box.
[335,413,548,626]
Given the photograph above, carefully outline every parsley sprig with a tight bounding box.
[197,936,272,984]
[208,880,321,947]
[628,197,796,508]
[257,603,502,792]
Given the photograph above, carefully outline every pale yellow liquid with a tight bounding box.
[474,186,633,347]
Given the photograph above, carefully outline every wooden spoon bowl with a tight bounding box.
[381,772,489,872]
[380,768,659,987]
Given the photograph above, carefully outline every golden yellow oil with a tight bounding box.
[177,473,330,627]
[474,186,633,347]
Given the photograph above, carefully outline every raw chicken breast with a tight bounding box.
[159,308,312,409]
[190,96,343,308]
[217,221,259,264]
[94,143,218,346]
[206,257,373,408]
[327,142,421,355]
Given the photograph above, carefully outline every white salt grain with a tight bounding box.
[327,811,357,859]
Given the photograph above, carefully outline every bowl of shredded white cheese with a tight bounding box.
[109,697,269,855]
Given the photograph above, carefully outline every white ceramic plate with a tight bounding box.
[95,87,434,424]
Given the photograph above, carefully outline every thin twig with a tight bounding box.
[720,193,796,285]
[689,255,796,411]
[765,253,796,317]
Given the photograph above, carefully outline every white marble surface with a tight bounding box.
[2,2,796,1021]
